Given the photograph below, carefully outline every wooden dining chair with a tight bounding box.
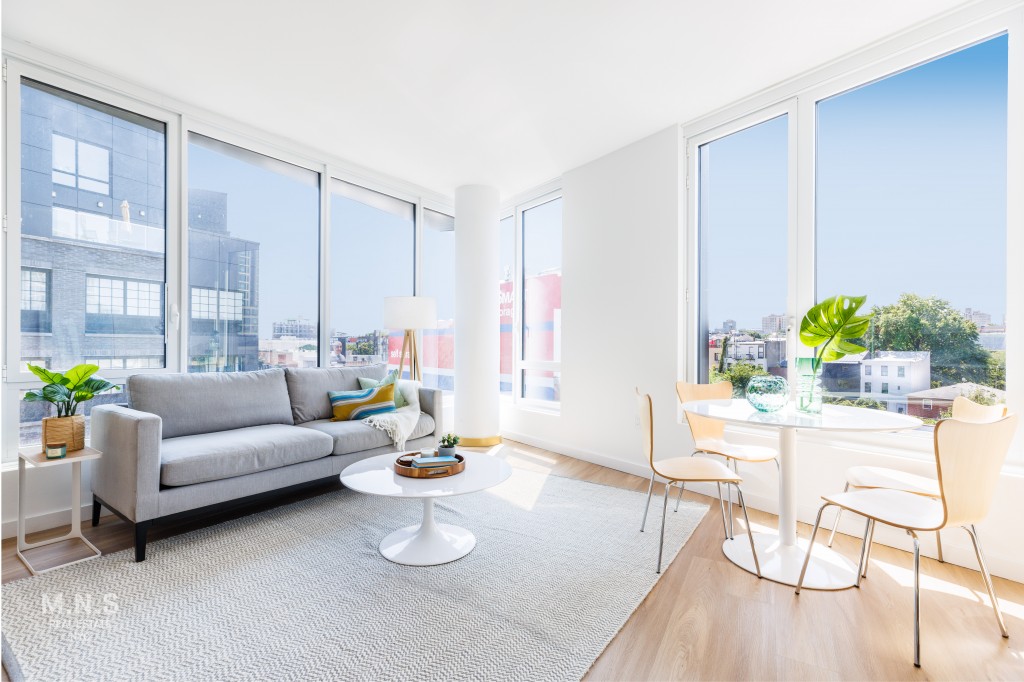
[796,413,1019,667]
[827,396,1008,566]
[673,381,779,535]
[636,389,761,575]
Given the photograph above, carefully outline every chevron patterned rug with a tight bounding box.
[2,467,706,682]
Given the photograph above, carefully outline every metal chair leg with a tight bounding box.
[728,461,739,535]
[657,481,671,574]
[716,482,731,540]
[935,530,944,563]
[796,503,831,594]
[827,482,850,547]
[911,530,921,667]
[674,480,685,512]
[861,519,876,579]
[855,517,872,588]
[640,472,655,532]
[735,483,761,578]
[965,525,1008,638]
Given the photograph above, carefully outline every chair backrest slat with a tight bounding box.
[676,381,732,442]
[950,395,1007,423]
[935,414,1018,528]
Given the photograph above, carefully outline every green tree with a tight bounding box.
[988,351,1006,391]
[711,362,768,398]
[354,341,375,356]
[865,294,989,386]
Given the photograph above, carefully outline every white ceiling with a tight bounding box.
[3,0,972,198]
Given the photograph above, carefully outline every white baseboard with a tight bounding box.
[1,504,112,540]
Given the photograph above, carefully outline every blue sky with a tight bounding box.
[190,144,563,338]
[703,34,1008,331]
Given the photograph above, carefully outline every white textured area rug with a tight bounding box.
[3,467,707,682]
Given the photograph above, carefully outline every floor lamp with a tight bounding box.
[383,296,437,381]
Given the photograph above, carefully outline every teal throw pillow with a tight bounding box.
[358,370,407,408]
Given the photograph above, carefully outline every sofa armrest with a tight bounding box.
[418,388,444,438]
[90,405,163,523]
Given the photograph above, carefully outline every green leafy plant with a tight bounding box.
[799,295,871,404]
[22,363,119,417]
[439,433,460,448]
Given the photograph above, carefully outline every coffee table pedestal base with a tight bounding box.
[379,498,476,566]
[722,531,859,590]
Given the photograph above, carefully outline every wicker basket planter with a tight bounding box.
[41,415,86,452]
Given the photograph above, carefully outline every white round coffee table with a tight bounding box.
[340,451,512,566]
[681,400,922,590]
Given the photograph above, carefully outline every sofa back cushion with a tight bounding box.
[128,368,294,439]
[284,365,388,424]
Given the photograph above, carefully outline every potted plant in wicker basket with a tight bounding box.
[22,363,119,452]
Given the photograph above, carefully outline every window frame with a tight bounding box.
[5,59,183,384]
[683,8,1022,461]
[2,49,453,462]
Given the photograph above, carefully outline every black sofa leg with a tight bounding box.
[91,499,102,527]
[134,521,151,562]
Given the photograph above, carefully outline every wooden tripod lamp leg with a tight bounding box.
[411,329,422,381]
[397,331,410,380]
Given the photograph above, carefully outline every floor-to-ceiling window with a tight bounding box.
[691,31,1011,437]
[420,209,455,391]
[187,134,320,372]
[521,196,563,403]
[499,214,515,394]
[16,79,167,447]
[696,116,789,393]
[816,35,1008,420]
[329,180,415,370]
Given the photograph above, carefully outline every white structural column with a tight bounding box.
[454,185,501,446]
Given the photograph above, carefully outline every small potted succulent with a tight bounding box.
[438,433,460,457]
[22,363,119,452]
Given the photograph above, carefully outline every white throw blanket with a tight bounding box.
[364,405,421,451]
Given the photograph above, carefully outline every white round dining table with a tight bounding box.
[680,399,922,590]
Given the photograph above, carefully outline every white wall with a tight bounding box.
[502,125,691,470]
[502,124,1024,584]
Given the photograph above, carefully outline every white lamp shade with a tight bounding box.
[383,296,437,330]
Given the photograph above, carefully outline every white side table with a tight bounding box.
[17,446,103,575]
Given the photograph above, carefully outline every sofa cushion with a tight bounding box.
[284,365,388,424]
[160,424,334,487]
[129,369,293,439]
[298,412,436,455]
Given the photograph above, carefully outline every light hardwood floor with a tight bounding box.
[4,440,1024,680]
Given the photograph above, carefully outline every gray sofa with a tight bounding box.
[89,364,442,561]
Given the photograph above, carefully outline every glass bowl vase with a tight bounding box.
[745,375,789,413]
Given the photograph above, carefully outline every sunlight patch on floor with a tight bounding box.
[485,466,548,511]
[871,559,1024,622]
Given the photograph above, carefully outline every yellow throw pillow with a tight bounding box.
[329,384,397,421]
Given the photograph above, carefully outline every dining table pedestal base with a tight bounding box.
[722,531,859,590]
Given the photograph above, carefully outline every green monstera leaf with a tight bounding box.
[26,363,67,386]
[799,294,871,363]
[63,364,100,390]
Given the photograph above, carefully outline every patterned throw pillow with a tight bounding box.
[357,370,407,408]
[329,383,397,421]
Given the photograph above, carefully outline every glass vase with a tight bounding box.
[796,357,822,414]
[745,375,789,413]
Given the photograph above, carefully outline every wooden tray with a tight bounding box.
[394,453,465,478]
